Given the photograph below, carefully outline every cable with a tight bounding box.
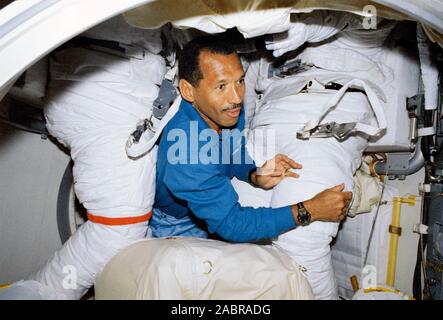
[420,196,429,298]
[363,180,386,267]
[413,188,429,299]
[422,193,430,299]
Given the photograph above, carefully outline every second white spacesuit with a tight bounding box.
[238,11,396,299]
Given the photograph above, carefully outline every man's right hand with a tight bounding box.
[295,183,352,223]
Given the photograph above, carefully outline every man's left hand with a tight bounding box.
[250,154,302,190]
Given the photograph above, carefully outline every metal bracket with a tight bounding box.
[389,225,402,236]
[413,223,429,235]
[406,94,424,113]
[152,79,178,120]
[406,94,423,143]
[385,153,412,180]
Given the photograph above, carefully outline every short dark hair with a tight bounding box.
[178,35,236,87]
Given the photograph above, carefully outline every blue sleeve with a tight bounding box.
[163,162,296,242]
[230,162,256,183]
[229,139,256,183]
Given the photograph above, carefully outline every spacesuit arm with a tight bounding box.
[265,10,362,57]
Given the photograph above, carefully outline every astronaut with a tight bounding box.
[0,10,401,300]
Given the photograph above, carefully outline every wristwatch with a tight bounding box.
[296,202,311,226]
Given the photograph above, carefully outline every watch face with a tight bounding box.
[304,212,311,225]
[299,214,309,225]
[297,203,311,226]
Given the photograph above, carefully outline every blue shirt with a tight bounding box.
[154,99,296,242]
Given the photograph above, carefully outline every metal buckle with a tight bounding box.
[268,59,312,79]
[131,116,155,143]
[298,122,357,141]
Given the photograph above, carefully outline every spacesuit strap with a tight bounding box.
[299,78,387,139]
[125,61,180,159]
[125,96,182,159]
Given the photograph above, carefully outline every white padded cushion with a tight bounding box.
[95,237,314,300]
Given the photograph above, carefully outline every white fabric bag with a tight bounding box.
[95,237,314,300]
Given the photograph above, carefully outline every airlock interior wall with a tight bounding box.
[0,122,69,284]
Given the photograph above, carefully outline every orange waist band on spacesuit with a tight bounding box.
[87,211,153,226]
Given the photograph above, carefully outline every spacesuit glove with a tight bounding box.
[265,11,360,57]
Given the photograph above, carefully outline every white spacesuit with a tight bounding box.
[0,20,166,299]
[235,11,396,299]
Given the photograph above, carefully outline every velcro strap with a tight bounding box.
[418,126,436,137]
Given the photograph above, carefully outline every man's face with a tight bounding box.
[183,51,245,132]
